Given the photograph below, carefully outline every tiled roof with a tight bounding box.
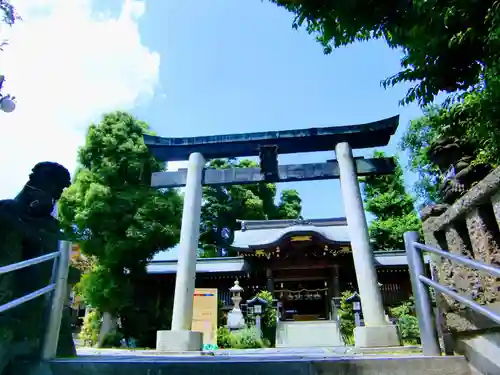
[231,217,350,250]
[147,257,248,274]
[145,252,430,275]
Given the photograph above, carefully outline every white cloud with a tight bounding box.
[0,0,160,198]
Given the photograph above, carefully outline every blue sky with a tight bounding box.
[132,0,425,260]
[1,0,426,260]
[132,0,424,220]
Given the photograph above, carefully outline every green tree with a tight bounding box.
[362,152,421,250]
[399,106,445,206]
[256,290,277,346]
[58,112,183,327]
[0,0,17,26]
[0,0,19,103]
[389,299,420,345]
[338,290,355,345]
[199,158,302,257]
[270,0,500,105]
[400,67,500,206]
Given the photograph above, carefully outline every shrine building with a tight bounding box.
[145,217,427,347]
[142,114,415,349]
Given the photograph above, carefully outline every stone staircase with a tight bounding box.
[17,353,472,375]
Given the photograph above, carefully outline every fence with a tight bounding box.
[0,240,71,360]
[404,231,500,356]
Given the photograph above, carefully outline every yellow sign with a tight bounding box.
[290,235,312,242]
[192,288,218,346]
[71,243,81,260]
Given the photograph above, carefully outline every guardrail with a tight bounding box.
[404,231,500,356]
[0,240,71,360]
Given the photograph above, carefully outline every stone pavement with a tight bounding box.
[38,354,471,375]
[76,345,423,358]
[15,346,473,375]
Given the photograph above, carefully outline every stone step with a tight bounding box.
[23,355,471,375]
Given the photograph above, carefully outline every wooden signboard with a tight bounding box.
[192,288,218,346]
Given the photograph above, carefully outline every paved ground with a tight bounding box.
[76,345,423,359]
[77,346,345,357]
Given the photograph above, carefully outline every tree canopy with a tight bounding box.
[0,0,17,26]
[362,152,421,250]
[0,0,19,99]
[401,67,500,206]
[58,112,183,314]
[199,158,302,257]
[271,0,500,105]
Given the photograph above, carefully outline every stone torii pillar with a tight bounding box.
[335,142,400,347]
[156,152,205,351]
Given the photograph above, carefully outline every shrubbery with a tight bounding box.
[79,309,101,347]
[228,327,266,349]
[337,292,420,346]
[337,291,355,345]
[101,329,125,348]
[217,326,266,349]
[390,299,420,345]
[255,290,277,346]
[217,327,231,348]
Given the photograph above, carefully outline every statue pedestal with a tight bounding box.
[156,330,203,352]
[227,309,246,330]
[276,320,343,347]
[354,325,400,348]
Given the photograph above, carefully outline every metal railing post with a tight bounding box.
[404,231,441,356]
[41,240,71,360]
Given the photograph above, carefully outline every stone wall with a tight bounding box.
[422,166,500,371]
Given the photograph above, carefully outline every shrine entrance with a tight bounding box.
[278,279,329,321]
[144,116,402,350]
[230,217,355,347]
[232,218,355,325]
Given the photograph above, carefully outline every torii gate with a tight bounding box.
[144,115,401,350]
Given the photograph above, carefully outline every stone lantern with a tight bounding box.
[227,280,246,330]
[246,296,268,338]
[346,291,362,327]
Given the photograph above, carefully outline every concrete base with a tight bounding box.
[27,355,471,375]
[354,325,401,348]
[156,330,203,352]
[454,331,500,375]
[276,321,343,348]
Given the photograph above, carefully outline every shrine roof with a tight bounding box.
[144,116,399,161]
[145,251,430,275]
[147,257,248,274]
[231,217,350,251]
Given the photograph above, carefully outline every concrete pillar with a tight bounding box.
[336,142,385,325]
[171,152,205,331]
[335,142,400,347]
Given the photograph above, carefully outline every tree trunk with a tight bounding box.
[97,312,116,347]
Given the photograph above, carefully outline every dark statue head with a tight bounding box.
[17,161,71,217]
[29,162,71,199]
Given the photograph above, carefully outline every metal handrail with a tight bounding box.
[413,242,500,278]
[0,250,60,275]
[0,283,56,314]
[0,240,71,360]
[404,231,500,357]
[420,276,500,325]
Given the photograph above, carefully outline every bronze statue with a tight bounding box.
[0,162,74,374]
